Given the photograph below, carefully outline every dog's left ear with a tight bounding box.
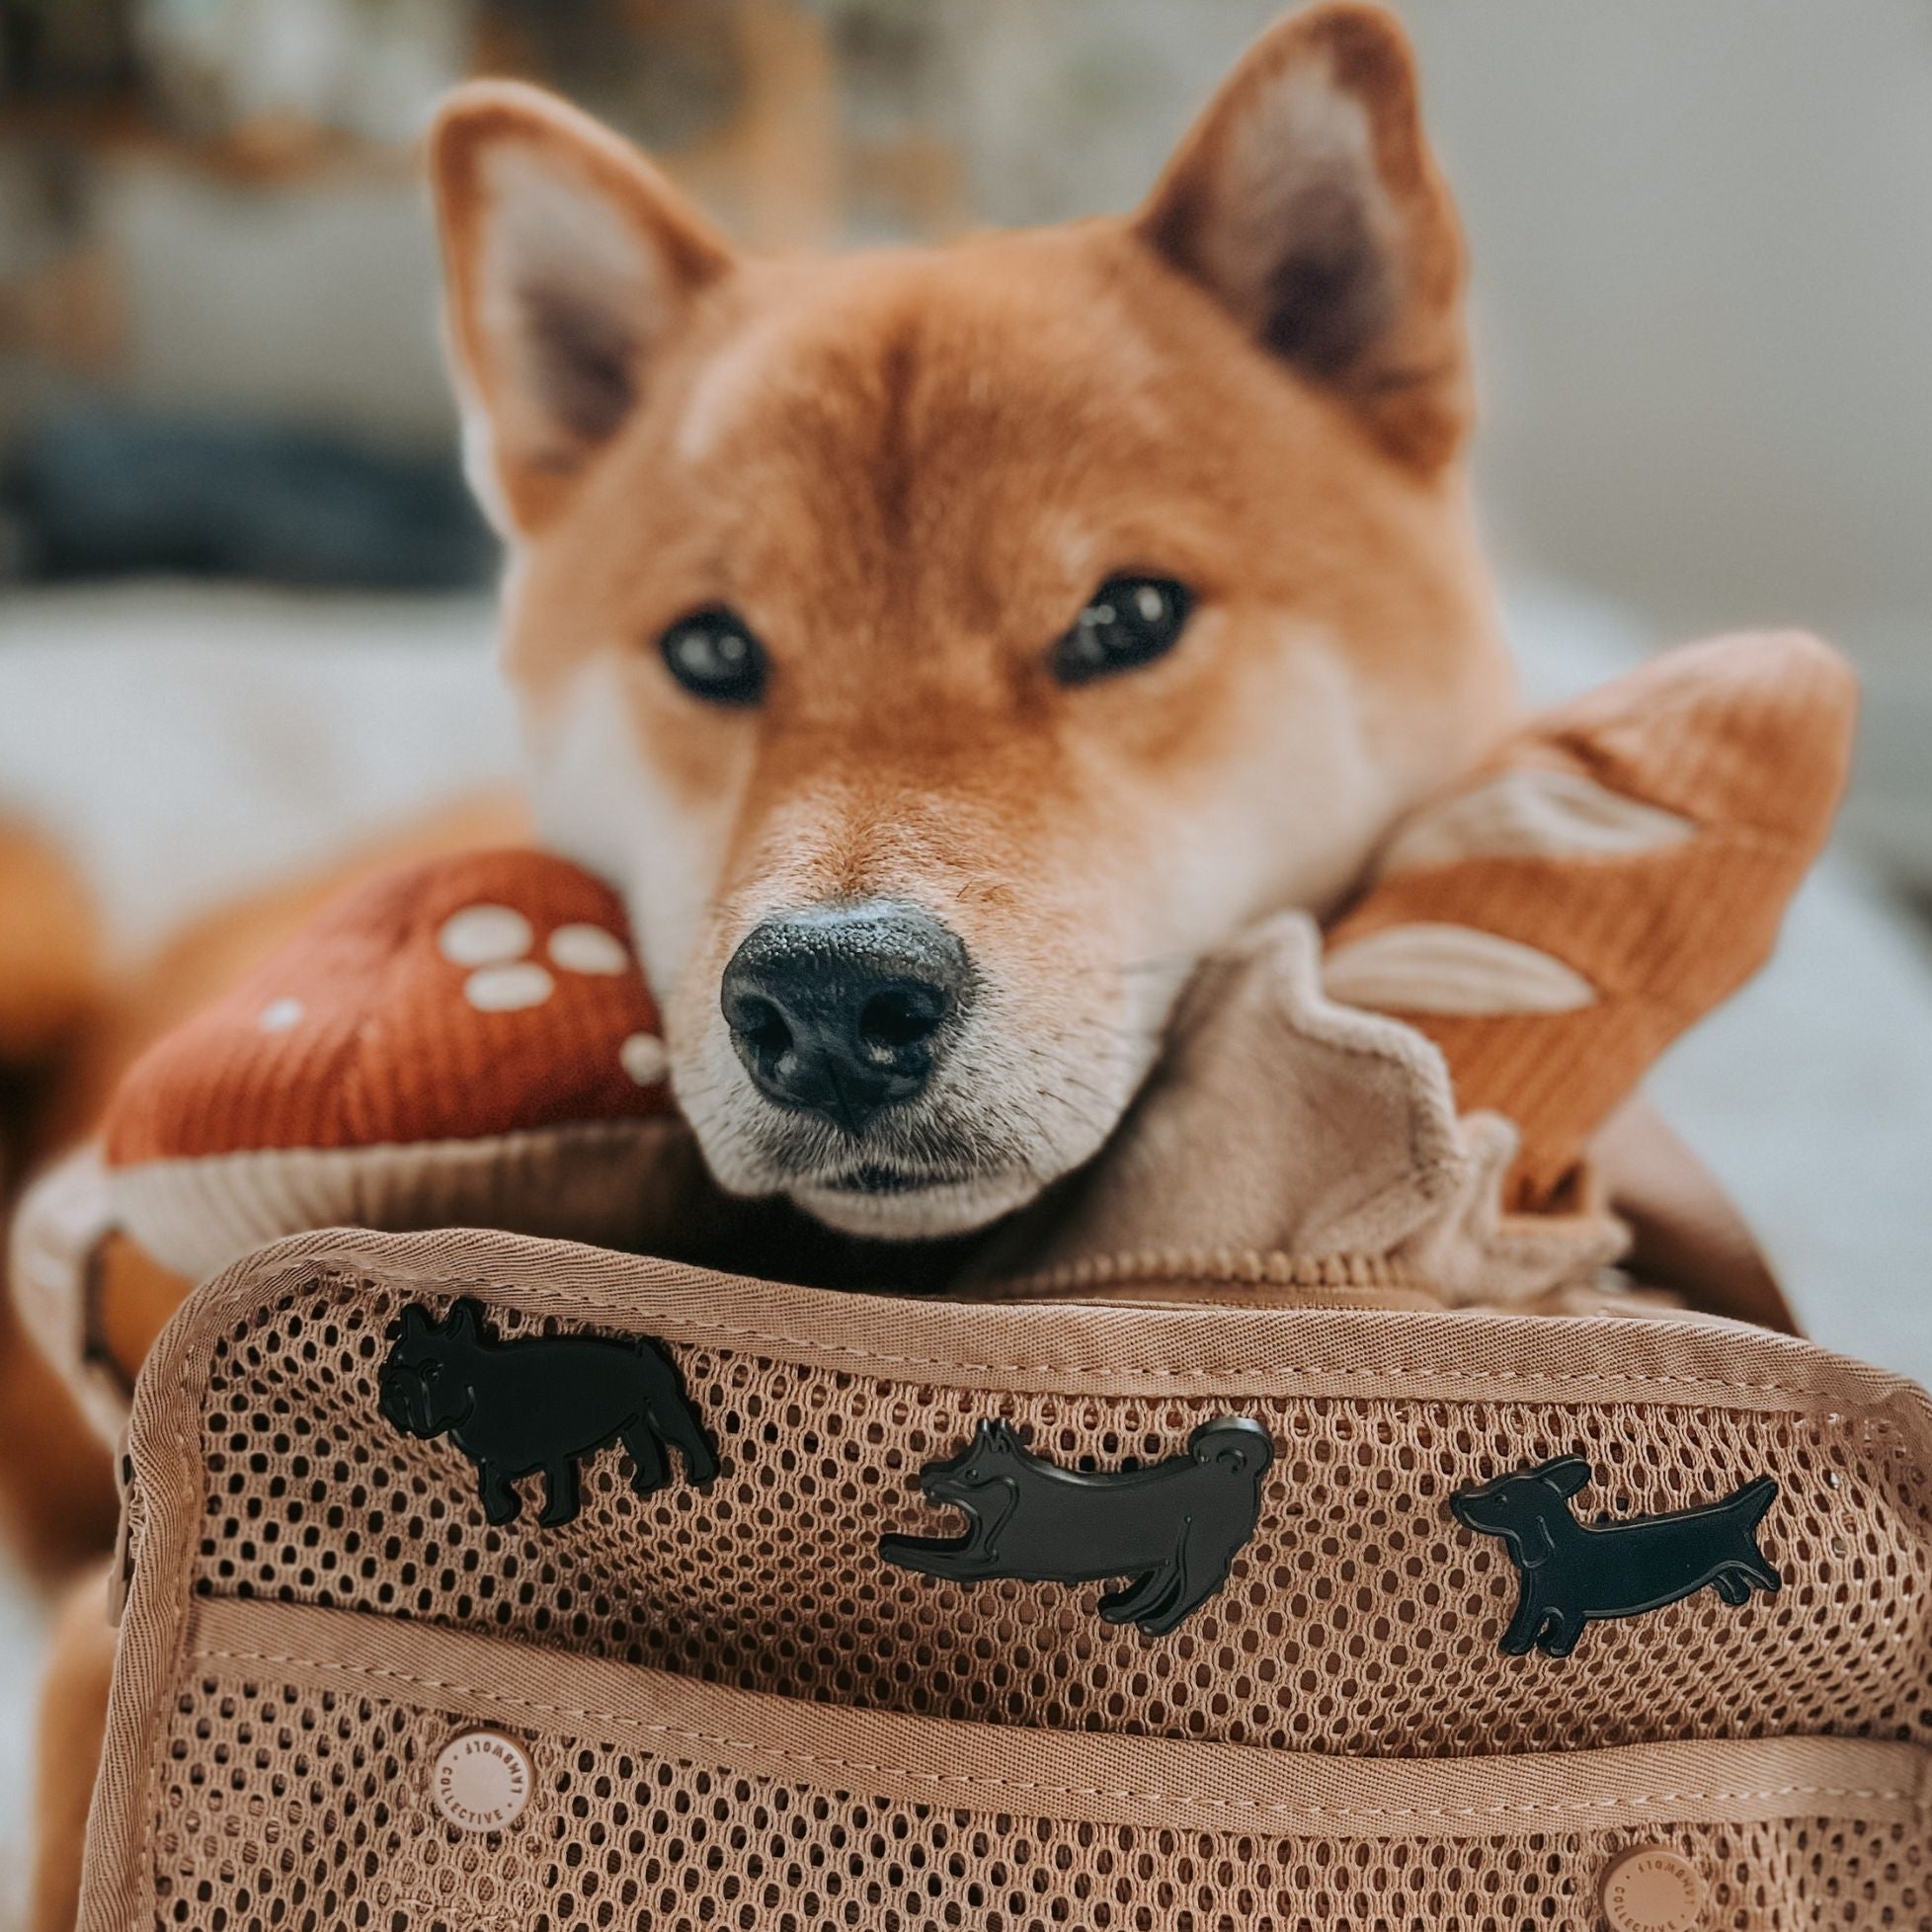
[1134,2,1468,468]
[429,81,736,535]
[388,1304,431,1345]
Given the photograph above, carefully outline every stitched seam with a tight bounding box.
[192,1643,1914,1826]
[298,1252,1929,1419]
[315,1266,1870,1400]
[990,1250,1415,1299]
[128,1269,202,1919]
[116,1115,673,1175]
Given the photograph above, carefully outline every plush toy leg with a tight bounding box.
[29,1559,116,1932]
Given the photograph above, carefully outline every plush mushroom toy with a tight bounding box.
[1324,630,1857,1206]
[100,848,694,1279]
[1018,629,1855,1297]
[83,629,1854,1322]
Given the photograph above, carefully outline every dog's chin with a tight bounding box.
[675,1021,1154,1244]
[789,1165,1043,1241]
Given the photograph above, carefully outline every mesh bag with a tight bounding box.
[82,1228,1931,1929]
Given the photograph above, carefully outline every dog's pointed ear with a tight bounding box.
[429,81,736,536]
[1134,3,1468,468]
[1536,1456,1593,1498]
[391,1304,430,1344]
[442,1299,485,1344]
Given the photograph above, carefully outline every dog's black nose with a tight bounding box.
[721,902,971,1136]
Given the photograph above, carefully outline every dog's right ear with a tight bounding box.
[441,1298,486,1345]
[1134,3,1468,469]
[429,81,735,536]
[1535,1456,1593,1499]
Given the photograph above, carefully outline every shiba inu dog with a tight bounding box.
[881,1415,1273,1635]
[429,1,1514,1243]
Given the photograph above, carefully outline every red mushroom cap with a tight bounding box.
[106,847,672,1167]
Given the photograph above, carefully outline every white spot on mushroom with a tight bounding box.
[438,904,534,968]
[619,1031,669,1086]
[464,963,555,1012]
[548,923,631,976]
[1375,767,1695,876]
[257,997,304,1032]
[1324,924,1597,1015]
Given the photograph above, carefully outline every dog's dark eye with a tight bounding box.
[659,606,767,706]
[1051,577,1192,685]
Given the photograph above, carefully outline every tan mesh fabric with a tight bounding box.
[84,1229,1932,1929]
[148,1597,1925,1932]
[154,1245,1932,1756]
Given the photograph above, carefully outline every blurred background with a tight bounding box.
[0,0,1930,1906]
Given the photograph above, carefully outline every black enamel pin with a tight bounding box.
[378,1300,717,1526]
[1449,1455,1781,1657]
[879,1416,1272,1636]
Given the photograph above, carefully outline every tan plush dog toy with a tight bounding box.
[1010,631,1855,1304]
[71,630,1854,1336]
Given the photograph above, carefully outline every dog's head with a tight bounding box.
[429,4,1514,1240]
[378,1301,486,1439]
[920,1417,1031,1509]
[1449,1457,1592,1567]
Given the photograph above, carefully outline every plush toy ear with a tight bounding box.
[1536,1456,1592,1499]
[430,81,736,535]
[1134,3,1468,468]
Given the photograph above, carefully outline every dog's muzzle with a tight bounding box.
[720,900,972,1138]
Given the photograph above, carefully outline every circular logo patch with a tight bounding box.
[432,1730,532,1833]
[1600,1845,1705,1932]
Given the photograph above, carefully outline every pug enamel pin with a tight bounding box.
[378,1300,717,1526]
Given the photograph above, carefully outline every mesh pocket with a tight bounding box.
[150,1597,1928,1932]
[182,1264,1932,1758]
[85,1235,1932,1931]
